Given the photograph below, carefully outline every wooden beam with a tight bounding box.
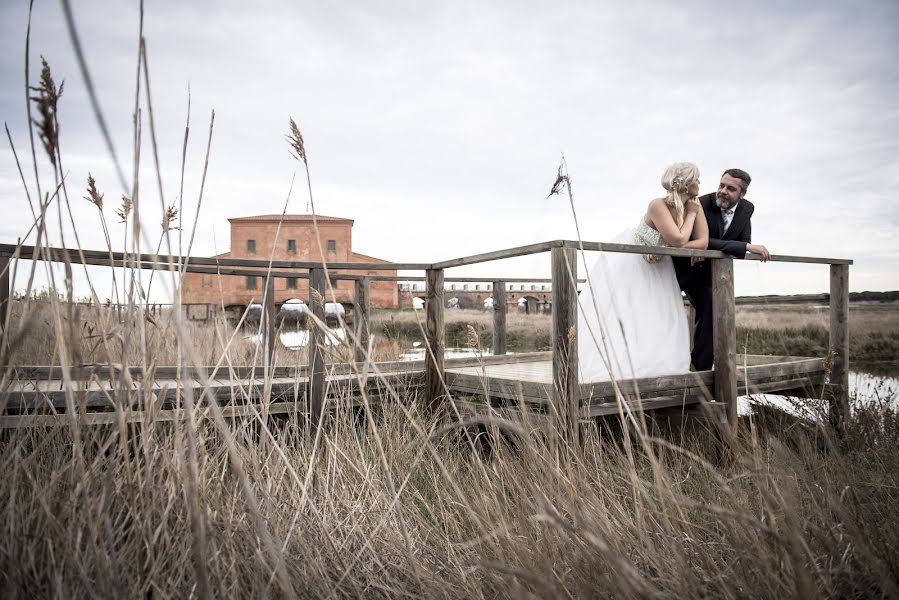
[492,281,507,356]
[263,275,276,367]
[561,240,852,265]
[828,264,850,437]
[354,277,371,364]
[424,268,446,413]
[0,254,9,369]
[0,243,429,272]
[307,267,326,424]
[712,257,738,431]
[551,246,579,438]
[431,241,559,269]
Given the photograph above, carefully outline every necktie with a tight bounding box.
[722,208,734,234]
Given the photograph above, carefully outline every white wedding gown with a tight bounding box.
[577,221,691,383]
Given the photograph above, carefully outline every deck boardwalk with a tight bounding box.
[0,238,850,434]
[1,353,826,427]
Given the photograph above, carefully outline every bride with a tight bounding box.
[577,162,709,383]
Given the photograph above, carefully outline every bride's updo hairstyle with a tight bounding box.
[660,162,700,227]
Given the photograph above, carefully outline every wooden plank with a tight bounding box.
[431,241,559,269]
[11,351,551,382]
[445,370,551,404]
[4,369,424,412]
[0,392,382,429]
[828,264,850,436]
[0,243,429,272]
[551,246,579,436]
[580,371,714,401]
[307,267,327,423]
[738,358,825,380]
[391,276,584,284]
[740,374,825,396]
[492,281,507,356]
[712,257,738,430]
[561,241,852,265]
[588,394,706,417]
[354,277,371,364]
[424,268,446,413]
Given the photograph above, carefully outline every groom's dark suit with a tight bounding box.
[673,192,754,370]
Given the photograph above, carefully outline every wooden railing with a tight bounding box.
[0,241,852,434]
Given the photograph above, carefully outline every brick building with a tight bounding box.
[180,214,397,310]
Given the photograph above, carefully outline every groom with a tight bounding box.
[673,168,770,371]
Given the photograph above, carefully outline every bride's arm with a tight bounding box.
[683,199,708,249]
[648,199,697,248]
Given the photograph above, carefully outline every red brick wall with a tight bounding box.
[181,218,397,308]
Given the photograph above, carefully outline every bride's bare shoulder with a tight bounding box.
[647,197,667,211]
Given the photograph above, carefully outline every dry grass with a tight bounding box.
[736,302,899,365]
[3,22,898,598]
[2,296,898,597]
[1,378,898,598]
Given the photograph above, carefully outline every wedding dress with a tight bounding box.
[577,220,691,383]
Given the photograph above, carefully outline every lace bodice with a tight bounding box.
[633,220,668,247]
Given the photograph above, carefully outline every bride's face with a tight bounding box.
[687,179,700,198]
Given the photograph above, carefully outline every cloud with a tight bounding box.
[1,0,897,299]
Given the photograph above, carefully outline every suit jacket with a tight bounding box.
[673,192,754,286]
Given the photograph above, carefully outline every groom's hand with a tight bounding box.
[747,243,771,261]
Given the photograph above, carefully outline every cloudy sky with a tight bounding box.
[2,0,897,299]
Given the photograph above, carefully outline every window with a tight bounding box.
[531,284,536,291]
[287,277,298,289]
[201,275,212,288]
[287,239,296,253]
[475,284,480,291]
[327,239,336,253]
[246,239,256,253]
[463,284,469,291]
[246,276,257,289]
[450,284,456,291]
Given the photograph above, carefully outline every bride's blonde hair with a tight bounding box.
[660,162,700,227]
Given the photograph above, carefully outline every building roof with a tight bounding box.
[228,214,354,224]
[351,251,392,264]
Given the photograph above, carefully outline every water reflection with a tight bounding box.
[249,328,347,349]
[741,369,898,416]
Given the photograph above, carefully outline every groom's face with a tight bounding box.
[716,174,746,209]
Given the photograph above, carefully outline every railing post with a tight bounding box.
[263,274,276,367]
[828,264,849,438]
[425,268,445,414]
[354,277,371,363]
[491,280,506,356]
[712,257,738,431]
[0,254,9,369]
[551,246,579,438]
[308,267,326,424]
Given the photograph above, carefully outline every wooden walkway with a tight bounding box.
[1,352,826,428]
[0,239,850,434]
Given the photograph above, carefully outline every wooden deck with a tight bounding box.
[1,353,826,427]
[0,238,851,434]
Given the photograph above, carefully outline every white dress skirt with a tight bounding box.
[577,221,691,383]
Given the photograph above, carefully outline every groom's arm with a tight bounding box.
[706,202,752,258]
[707,230,749,257]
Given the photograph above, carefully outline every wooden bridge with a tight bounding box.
[0,240,852,435]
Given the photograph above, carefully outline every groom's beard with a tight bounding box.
[716,194,739,209]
